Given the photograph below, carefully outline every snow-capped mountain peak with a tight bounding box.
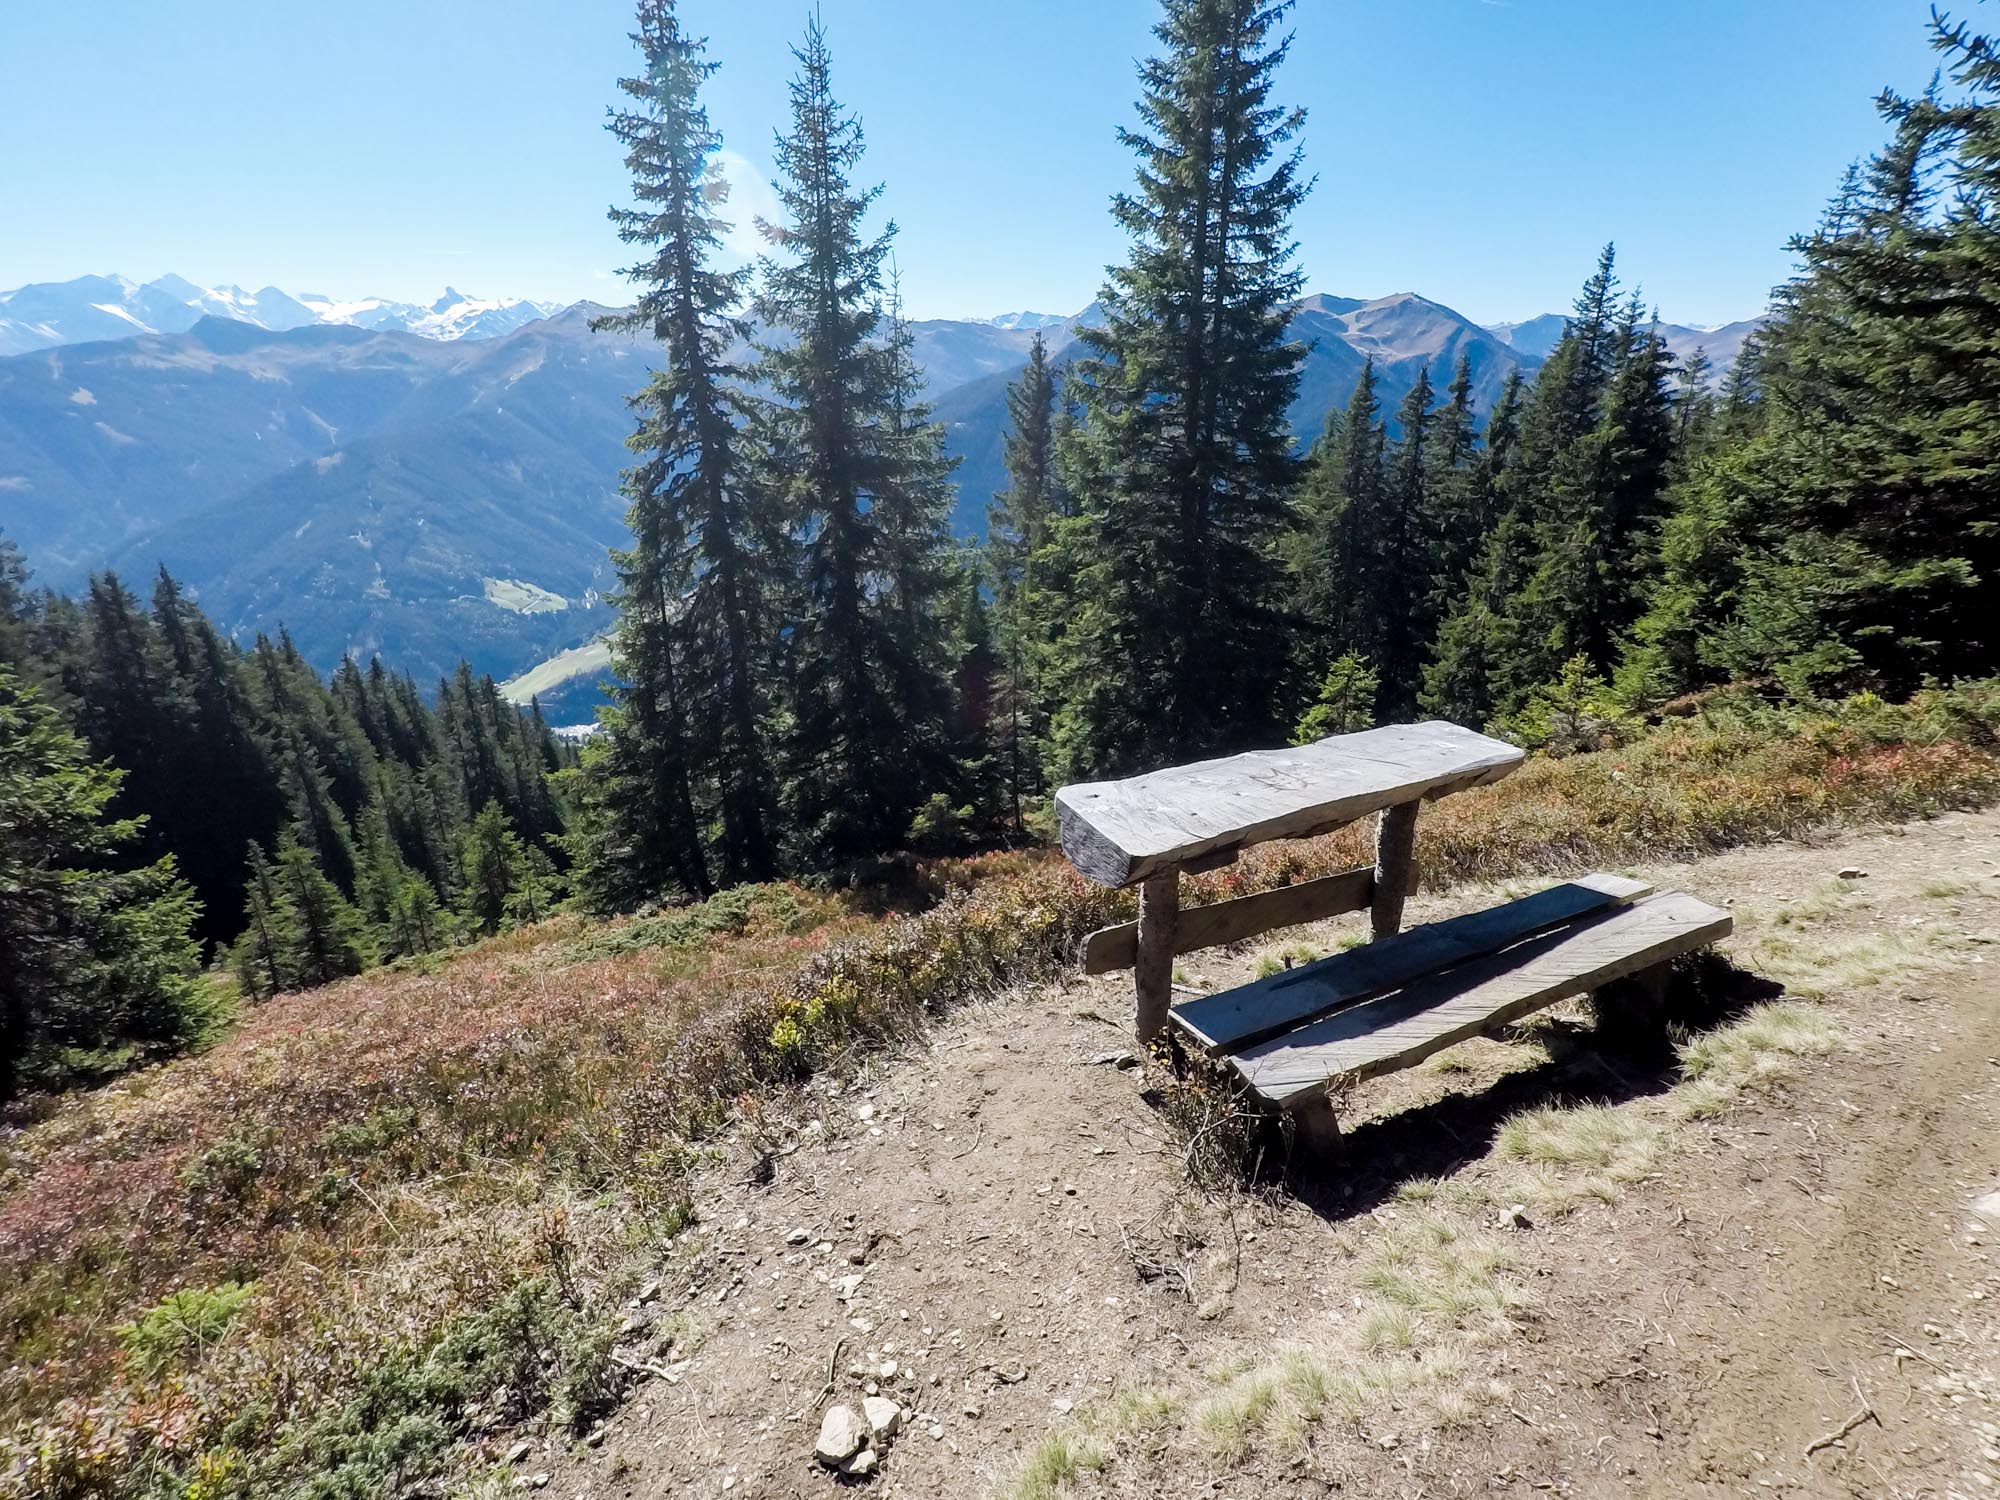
[976,310,1070,331]
[0,274,566,357]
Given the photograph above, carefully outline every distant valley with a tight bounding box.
[0,271,1758,702]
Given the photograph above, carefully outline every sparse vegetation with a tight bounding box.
[1251,941,1322,978]
[1496,1104,1664,1211]
[6,688,2000,1498]
[1674,1001,1846,1119]
[1012,1430,1112,1500]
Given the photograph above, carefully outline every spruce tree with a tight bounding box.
[230,842,295,1000]
[586,0,778,900]
[989,331,1061,599]
[1292,361,1386,664]
[751,16,957,862]
[1292,652,1378,743]
[1673,17,2000,694]
[1047,0,1309,779]
[273,836,369,987]
[0,667,206,1098]
[1422,355,1489,617]
[987,335,1066,830]
[1375,365,1436,717]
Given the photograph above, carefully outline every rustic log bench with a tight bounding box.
[1056,722,1732,1149]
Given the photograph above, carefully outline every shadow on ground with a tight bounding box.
[1147,952,1785,1222]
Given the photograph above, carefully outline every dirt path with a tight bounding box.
[522,811,2000,1500]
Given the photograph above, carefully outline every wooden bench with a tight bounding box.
[1057,723,1732,1148]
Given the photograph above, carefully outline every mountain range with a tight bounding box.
[0,272,1760,711]
[0,274,560,357]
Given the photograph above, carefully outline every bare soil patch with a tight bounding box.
[521,811,2000,1499]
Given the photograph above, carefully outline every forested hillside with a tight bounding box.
[5,0,1998,1100]
[0,548,573,1095]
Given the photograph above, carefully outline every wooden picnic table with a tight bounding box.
[1057,721,1525,1044]
[1056,722,1731,1151]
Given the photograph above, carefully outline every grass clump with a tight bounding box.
[1012,1430,1112,1500]
[1751,924,1952,997]
[1496,1103,1662,1210]
[1252,942,1322,978]
[1673,1001,1845,1118]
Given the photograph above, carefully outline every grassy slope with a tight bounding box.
[4,685,1999,1499]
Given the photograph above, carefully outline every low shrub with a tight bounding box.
[117,1282,257,1376]
[6,681,2000,1499]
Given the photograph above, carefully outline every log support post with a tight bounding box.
[1371,798,1421,941]
[1287,1097,1345,1158]
[1598,961,1674,1054]
[1134,870,1180,1049]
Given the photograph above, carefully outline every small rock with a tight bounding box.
[833,1273,865,1302]
[815,1405,869,1467]
[504,1440,534,1465]
[786,1227,811,1246]
[840,1447,878,1477]
[863,1395,905,1441]
[1505,1204,1533,1230]
[1837,866,1868,880]
[856,1102,877,1122]
[584,1427,606,1448]
[848,1248,867,1265]
[928,1423,945,1441]
[635,1279,661,1303]
[1377,1433,1401,1452]
[1087,1050,1139,1069]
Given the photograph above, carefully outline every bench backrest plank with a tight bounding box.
[1170,873,1654,1055]
[1056,721,1524,888]
[1233,891,1732,1108]
[1079,866,1375,975]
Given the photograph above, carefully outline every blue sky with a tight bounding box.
[0,0,1953,326]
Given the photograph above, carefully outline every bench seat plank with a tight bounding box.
[1080,866,1376,975]
[1171,873,1655,1055]
[1056,721,1524,888]
[1233,891,1733,1109]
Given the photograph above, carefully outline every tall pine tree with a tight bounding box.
[1048,0,1310,779]
[580,0,770,906]
[751,17,957,863]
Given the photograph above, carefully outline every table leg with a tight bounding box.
[1134,870,1179,1048]
[1371,799,1420,941]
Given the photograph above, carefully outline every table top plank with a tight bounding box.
[1055,721,1525,888]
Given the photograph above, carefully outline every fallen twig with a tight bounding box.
[1803,1403,1877,1459]
[950,1117,985,1160]
[610,1349,681,1385]
[785,1334,847,1422]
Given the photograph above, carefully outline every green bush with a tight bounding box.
[117,1282,257,1375]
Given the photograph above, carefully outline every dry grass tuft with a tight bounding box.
[1011,1430,1113,1500]
[1751,924,1954,997]
[1252,942,1324,978]
[1673,1001,1846,1118]
[1496,1103,1663,1210]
